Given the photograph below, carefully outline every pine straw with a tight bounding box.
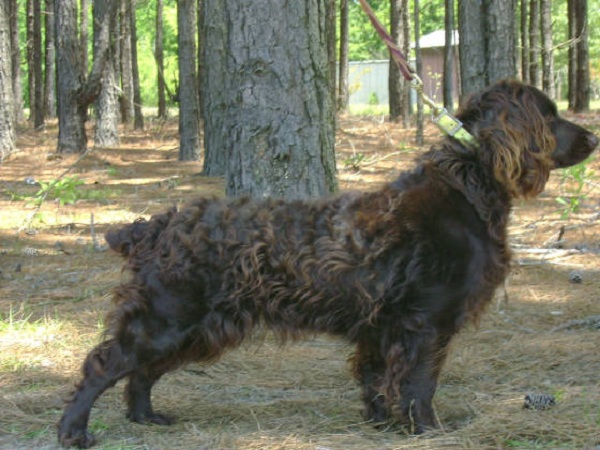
[1,118,599,449]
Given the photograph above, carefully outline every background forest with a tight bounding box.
[5,1,600,108]
[0,1,599,449]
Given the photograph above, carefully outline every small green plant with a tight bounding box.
[34,176,85,206]
[555,158,595,219]
[106,166,119,177]
[368,92,379,105]
[343,153,366,171]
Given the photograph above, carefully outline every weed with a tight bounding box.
[343,153,366,171]
[555,157,596,219]
[106,166,119,177]
[80,187,122,203]
[34,176,85,206]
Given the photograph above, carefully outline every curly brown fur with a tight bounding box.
[58,80,598,448]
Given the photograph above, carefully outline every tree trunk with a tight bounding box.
[414,0,423,145]
[443,0,455,112]
[0,0,16,160]
[120,0,134,124]
[520,0,529,82]
[540,0,555,98]
[528,0,540,87]
[131,1,144,130]
[572,0,589,112]
[55,0,119,153]
[459,0,516,97]
[567,0,576,109]
[8,0,23,122]
[485,0,516,83]
[337,0,349,113]
[44,0,56,118]
[400,0,410,127]
[325,0,336,123]
[458,0,486,100]
[389,0,404,122]
[93,0,120,148]
[26,0,35,120]
[80,0,89,76]
[33,0,44,128]
[55,0,87,153]
[177,0,200,161]
[156,0,166,119]
[204,0,337,199]
[197,0,204,120]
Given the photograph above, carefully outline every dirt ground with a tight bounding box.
[0,113,599,450]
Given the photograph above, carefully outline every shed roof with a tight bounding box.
[413,29,459,49]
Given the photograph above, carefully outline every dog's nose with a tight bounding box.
[588,133,599,150]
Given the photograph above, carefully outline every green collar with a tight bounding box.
[433,108,478,148]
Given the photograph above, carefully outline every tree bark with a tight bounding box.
[80,0,89,76]
[26,0,35,121]
[120,0,134,124]
[528,0,540,87]
[325,0,336,125]
[414,0,423,145]
[156,0,166,119]
[44,0,56,118]
[203,0,337,199]
[177,0,200,161]
[337,0,349,113]
[485,0,516,83]
[8,0,23,122]
[0,0,16,160]
[567,0,576,109]
[33,0,44,128]
[458,0,486,99]
[520,0,529,82]
[131,1,144,130]
[55,0,119,153]
[540,0,555,98]
[93,0,120,148]
[400,0,410,127]
[197,0,204,120]
[389,0,404,122]
[458,0,516,98]
[572,0,589,112]
[443,0,455,112]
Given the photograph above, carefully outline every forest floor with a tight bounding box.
[1,112,599,450]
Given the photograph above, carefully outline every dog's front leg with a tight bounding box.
[58,340,134,448]
[353,336,390,423]
[384,333,451,434]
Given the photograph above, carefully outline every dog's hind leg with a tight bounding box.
[125,363,174,425]
[58,339,135,448]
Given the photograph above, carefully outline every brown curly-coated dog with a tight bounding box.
[58,80,598,447]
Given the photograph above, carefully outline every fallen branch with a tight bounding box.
[550,315,600,333]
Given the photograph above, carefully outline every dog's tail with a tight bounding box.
[105,207,176,257]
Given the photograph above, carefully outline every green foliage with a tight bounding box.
[343,152,366,171]
[555,158,596,219]
[34,176,85,206]
[368,91,379,105]
[135,0,179,106]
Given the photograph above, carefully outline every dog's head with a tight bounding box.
[456,80,598,197]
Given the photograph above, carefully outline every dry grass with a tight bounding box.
[1,114,599,449]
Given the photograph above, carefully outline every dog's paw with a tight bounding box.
[57,429,96,449]
[127,411,174,426]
